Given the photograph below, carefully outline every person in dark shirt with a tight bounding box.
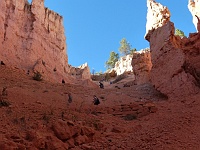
[99,82,104,89]
[93,95,100,105]
[68,93,72,103]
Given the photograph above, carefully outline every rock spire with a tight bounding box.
[145,0,170,41]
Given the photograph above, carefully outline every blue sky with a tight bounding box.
[29,0,196,73]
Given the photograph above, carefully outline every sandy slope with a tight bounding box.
[0,65,200,150]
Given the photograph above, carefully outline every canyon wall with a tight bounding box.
[149,21,200,98]
[146,0,200,98]
[0,0,69,82]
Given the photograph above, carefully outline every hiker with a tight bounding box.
[99,81,104,89]
[1,87,8,102]
[68,93,72,103]
[0,87,10,106]
[62,79,65,84]
[2,87,7,97]
[27,70,30,75]
[93,95,100,105]
[0,61,5,65]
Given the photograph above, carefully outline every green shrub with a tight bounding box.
[123,114,137,121]
[0,100,10,107]
[105,51,119,69]
[33,71,42,81]
[175,28,185,38]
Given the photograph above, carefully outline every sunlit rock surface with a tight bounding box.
[114,54,133,75]
[145,0,170,41]
[0,0,69,82]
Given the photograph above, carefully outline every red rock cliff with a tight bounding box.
[0,0,69,82]
[149,21,200,98]
[146,0,200,98]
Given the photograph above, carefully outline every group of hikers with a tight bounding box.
[65,82,104,106]
[64,80,104,106]
[91,81,103,105]
[66,93,100,106]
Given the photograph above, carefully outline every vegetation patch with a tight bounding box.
[0,100,10,107]
[123,114,137,121]
[33,71,42,81]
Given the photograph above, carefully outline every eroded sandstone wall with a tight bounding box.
[0,0,69,82]
[69,63,91,80]
[132,49,152,85]
[149,21,200,98]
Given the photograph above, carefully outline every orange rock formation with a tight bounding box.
[69,63,92,80]
[0,0,69,82]
[146,1,200,98]
[132,49,152,85]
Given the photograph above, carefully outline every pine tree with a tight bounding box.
[119,38,131,56]
[130,48,137,55]
[175,29,185,38]
[105,51,119,69]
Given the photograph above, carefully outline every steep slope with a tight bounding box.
[0,63,200,150]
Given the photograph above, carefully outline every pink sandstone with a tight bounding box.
[145,0,200,98]
[149,21,200,98]
[0,0,69,82]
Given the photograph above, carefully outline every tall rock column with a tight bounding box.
[149,21,200,98]
[146,0,200,98]
[145,0,170,41]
